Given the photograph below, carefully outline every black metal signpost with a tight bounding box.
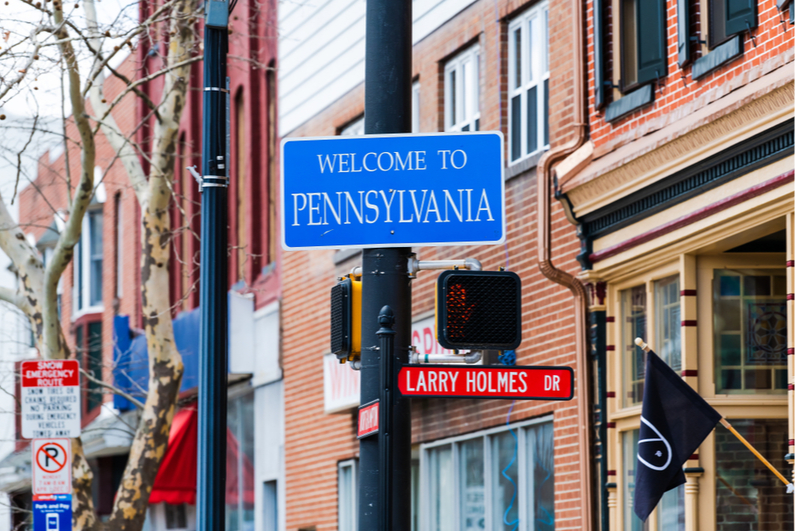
[358,0,413,527]
[198,0,231,528]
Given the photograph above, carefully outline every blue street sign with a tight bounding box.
[33,494,71,531]
[281,132,505,250]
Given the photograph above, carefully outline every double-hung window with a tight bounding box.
[508,3,549,163]
[707,0,757,48]
[619,0,666,90]
[74,208,104,314]
[621,274,681,407]
[338,459,358,531]
[445,45,480,132]
[422,418,554,530]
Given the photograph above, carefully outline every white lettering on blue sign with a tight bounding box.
[281,132,505,250]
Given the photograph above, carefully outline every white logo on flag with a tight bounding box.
[637,416,672,471]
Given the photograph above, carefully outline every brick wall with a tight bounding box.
[585,0,794,155]
[714,419,793,531]
[282,0,587,528]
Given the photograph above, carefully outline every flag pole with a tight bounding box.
[718,418,791,488]
[634,338,794,492]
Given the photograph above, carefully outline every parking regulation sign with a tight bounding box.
[33,494,72,531]
[281,131,505,250]
[21,359,81,439]
[32,439,71,495]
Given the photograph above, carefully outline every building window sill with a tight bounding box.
[605,85,653,122]
[505,150,544,181]
[692,35,742,80]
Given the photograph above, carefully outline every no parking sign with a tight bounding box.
[32,439,71,495]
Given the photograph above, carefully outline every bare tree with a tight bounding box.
[0,0,204,527]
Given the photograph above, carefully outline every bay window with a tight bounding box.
[622,285,647,406]
[713,269,787,393]
[508,2,549,163]
[621,274,681,406]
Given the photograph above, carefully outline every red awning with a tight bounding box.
[150,406,198,505]
[149,405,255,507]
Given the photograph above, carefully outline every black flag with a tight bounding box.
[633,350,722,521]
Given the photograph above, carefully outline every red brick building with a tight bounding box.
[7,0,282,527]
[556,0,795,527]
[277,0,593,529]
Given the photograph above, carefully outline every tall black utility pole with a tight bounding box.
[359,0,413,528]
[198,0,229,529]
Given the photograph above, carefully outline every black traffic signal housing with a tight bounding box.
[330,275,362,362]
[435,270,522,350]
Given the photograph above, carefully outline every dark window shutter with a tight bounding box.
[725,0,757,35]
[677,0,690,66]
[594,0,606,108]
[636,0,667,85]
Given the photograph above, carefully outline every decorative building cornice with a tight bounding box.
[566,79,794,217]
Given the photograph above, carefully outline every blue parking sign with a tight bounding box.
[281,132,505,250]
[33,494,71,531]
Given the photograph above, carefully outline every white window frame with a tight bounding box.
[338,459,358,531]
[508,2,550,164]
[73,207,104,318]
[116,194,123,298]
[420,415,553,531]
[444,44,480,132]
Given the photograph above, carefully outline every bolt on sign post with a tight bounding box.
[198,0,231,528]
[20,360,81,439]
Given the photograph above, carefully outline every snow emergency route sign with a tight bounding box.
[21,360,81,439]
[397,365,574,401]
[32,439,72,495]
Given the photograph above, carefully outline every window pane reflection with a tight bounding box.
[459,440,485,530]
[622,285,647,406]
[226,393,255,531]
[491,432,519,531]
[714,269,787,393]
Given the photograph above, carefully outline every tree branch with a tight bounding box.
[79,369,145,410]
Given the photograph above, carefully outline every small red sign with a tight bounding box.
[21,360,80,388]
[357,400,379,439]
[397,365,573,400]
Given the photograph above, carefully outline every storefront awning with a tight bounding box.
[150,406,198,505]
[150,404,254,507]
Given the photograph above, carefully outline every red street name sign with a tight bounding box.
[397,365,573,400]
[357,400,379,438]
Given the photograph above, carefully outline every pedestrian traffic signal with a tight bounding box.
[435,270,522,350]
[330,276,362,361]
